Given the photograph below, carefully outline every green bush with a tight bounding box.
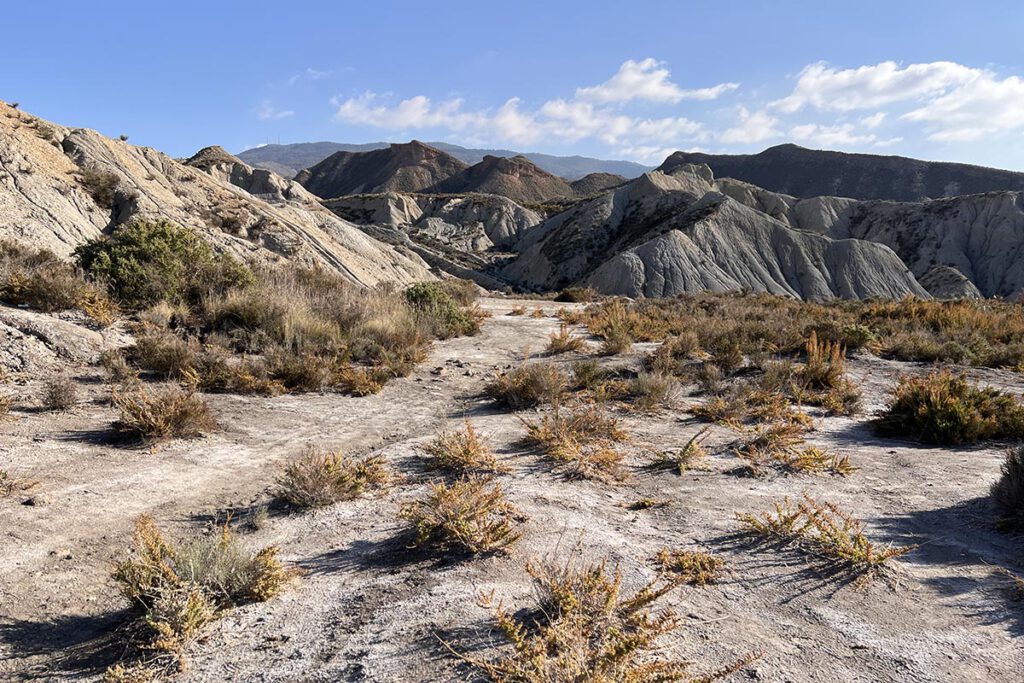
[74,219,253,308]
[875,370,1024,445]
[404,282,479,339]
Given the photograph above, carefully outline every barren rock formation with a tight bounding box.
[296,141,467,198]
[503,166,927,300]
[0,102,431,287]
[185,146,315,203]
[428,155,575,204]
[660,144,1024,201]
[569,172,627,196]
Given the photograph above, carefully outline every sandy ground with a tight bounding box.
[1,298,1022,682]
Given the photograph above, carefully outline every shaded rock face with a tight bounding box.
[0,102,432,287]
[428,155,575,205]
[918,265,983,300]
[660,144,1024,202]
[324,192,543,252]
[297,141,468,198]
[502,165,928,301]
[570,172,627,196]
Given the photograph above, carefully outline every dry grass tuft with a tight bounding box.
[42,375,78,411]
[109,515,294,676]
[521,404,629,482]
[508,305,527,316]
[275,448,390,509]
[991,446,1024,527]
[655,548,726,585]
[485,362,568,410]
[738,494,914,582]
[111,383,219,441]
[401,476,522,555]
[546,324,586,355]
[459,552,758,681]
[425,422,507,475]
[0,469,39,497]
[647,429,709,475]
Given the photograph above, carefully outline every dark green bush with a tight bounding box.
[404,282,479,339]
[74,219,253,308]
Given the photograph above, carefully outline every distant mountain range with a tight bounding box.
[660,144,1024,201]
[238,141,651,181]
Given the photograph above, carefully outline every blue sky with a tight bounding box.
[7,0,1024,169]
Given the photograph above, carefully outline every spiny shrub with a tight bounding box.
[275,448,390,509]
[424,422,506,474]
[75,218,253,309]
[991,446,1024,525]
[655,548,725,585]
[110,516,291,675]
[570,359,608,390]
[404,282,480,339]
[875,369,1024,445]
[521,404,628,482]
[546,324,585,355]
[464,553,758,681]
[485,362,568,409]
[112,383,219,441]
[738,494,914,582]
[628,372,677,412]
[400,476,522,554]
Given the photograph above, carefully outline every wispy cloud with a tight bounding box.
[576,58,738,104]
[257,100,295,120]
[287,67,336,86]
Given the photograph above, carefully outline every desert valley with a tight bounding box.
[2,25,1024,682]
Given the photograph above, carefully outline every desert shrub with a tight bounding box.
[644,331,700,375]
[655,548,725,585]
[797,331,846,392]
[875,370,1024,445]
[275,448,390,509]
[570,359,608,390]
[991,446,1024,525]
[74,219,253,308]
[553,286,597,303]
[521,404,628,482]
[112,383,219,441]
[694,362,724,395]
[485,362,568,409]
[738,494,914,583]
[628,372,677,412]
[404,282,479,339]
[464,553,757,681]
[129,329,198,379]
[424,422,505,475]
[709,339,744,375]
[400,476,522,554]
[80,167,127,207]
[41,375,78,411]
[111,516,292,675]
[0,469,38,496]
[647,429,709,475]
[508,305,526,316]
[437,277,480,306]
[546,324,585,354]
[0,240,114,319]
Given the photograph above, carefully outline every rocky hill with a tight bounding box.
[503,165,928,300]
[660,144,1024,201]
[429,155,575,204]
[0,102,431,287]
[296,141,467,198]
[570,172,627,196]
[239,141,649,180]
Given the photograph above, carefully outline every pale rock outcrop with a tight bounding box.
[185,146,316,203]
[918,265,983,300]
[0,102,432,287]
[503,165,928,301]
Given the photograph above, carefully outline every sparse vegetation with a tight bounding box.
[41,375,77,411]
[545,323,585,354]
[521,403,629,482]
[275,448,390,509]
[1,240,116,323]
[647,429,709,475]
[655,548,725,585]
[991,446,1024,527]
[111,383,219,441]
[0,469,38,497]
[109,515,293,676]
[400,476,522,555]
[875,369,1024,445]
[461,553,758,681]
[738,494,914,581]
[424,422,506,475]
[485,362,568,409]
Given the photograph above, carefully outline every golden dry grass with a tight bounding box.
[401,476,523,555]
[275,448,390,508]
[424,422,507,475]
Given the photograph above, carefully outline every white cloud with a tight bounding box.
[257,100,294,120]
[576,58,738,104]
[718,107,780,144]
[902,73,1024,141]
[614,145,681,164]
[288,67,335,86]
[773,61,978,112]
[860,112,887,128]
